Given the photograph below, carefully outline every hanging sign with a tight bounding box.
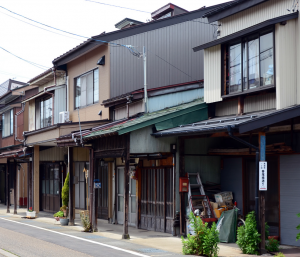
[259,161,267,191]
[94,182,101,189]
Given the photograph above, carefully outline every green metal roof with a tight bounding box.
[84,98,207,139]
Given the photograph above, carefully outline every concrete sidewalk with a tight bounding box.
[0,204,294,257]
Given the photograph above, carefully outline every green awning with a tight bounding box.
[155,107,208,131]
[84,99,208,139]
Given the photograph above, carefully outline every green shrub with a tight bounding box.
[236,211,261,255]
[53,211,64,218]
[203,222,219,257]
[265,222,270,239]
[276,253,285,257]
[80,211,92,232]
[296,213,300,241]
[266,238,279,252]
[182,212,219,257]
[62,172,69,207]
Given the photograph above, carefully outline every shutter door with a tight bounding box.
[280,155,300,246]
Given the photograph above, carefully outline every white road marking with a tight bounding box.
[0,217,148,257]
[0,249,17,257]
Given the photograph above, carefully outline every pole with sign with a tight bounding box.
[259,132,266,253]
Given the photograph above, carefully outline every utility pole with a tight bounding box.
[143,46,148,113]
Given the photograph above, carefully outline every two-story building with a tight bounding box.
[153,0,300,247]
[23,67,109,217]
[0,79,38,214]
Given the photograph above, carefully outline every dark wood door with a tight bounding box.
[97,162,108,219]
[141,167,174,233]
[41,163,61,213]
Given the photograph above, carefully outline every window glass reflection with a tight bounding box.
[229,43,242,93]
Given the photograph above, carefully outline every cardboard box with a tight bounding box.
[214,192,233,203]
[210,201,219,209]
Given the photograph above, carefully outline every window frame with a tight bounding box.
[2,109,14,138]
[222,26,275,98]
[39,96,53,129]
[74,67,99,110]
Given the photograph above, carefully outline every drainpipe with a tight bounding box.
[227,126,260,225]
[15,104,25,142]
[52,67,56,86]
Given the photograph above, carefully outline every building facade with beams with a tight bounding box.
[50,2,224,234]
[0,79,38,214]
[152,0,300,248]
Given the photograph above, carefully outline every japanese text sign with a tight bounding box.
[259,161,267,191]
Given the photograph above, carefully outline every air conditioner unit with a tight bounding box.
[59,111,69,123]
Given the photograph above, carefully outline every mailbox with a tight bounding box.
[179,177,189,192]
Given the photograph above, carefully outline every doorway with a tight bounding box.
[244,156,279,235]
[75,162,89,210]
[116,166,136,226]
[0,165,5,204]
[96,161,108,220]
[40,163,61,212]
[141,167,174,233]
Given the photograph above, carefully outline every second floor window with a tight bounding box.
[2,109,13,137]
[227,30,274,95]
[75,69,99,109]
[40,97,52,128]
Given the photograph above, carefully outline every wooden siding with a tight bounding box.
[275,20,297,109]
[40,147,67,161]
[218,0,295,38]
[215,99,238,116]
[204,45,222,104]
[114,101,144,121]
[244,93,276,113]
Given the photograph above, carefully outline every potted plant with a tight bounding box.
[26,207,36,218]
[58,172,70,226]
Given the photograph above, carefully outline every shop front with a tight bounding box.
[153,106,300,246]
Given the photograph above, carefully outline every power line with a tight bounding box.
[0,10,84,42]
[0,5,137,56]
[0,46,49,70]
[84,0,151,13]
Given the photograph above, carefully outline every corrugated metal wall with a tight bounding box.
[219,0,295,38]
[275,20,297,109]
[215,99,238,116]
[148,88,203,113]
[204,45,222,104]
[54,85,67,124]
[221,158,243,214]
[280,155,300,247]
[110,18,215,98]
[244,93,276,113]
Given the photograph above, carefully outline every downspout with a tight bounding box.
[15,104,25,142]
[227,126,260,225]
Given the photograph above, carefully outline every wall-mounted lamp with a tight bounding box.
[100,158,105,167]
[98,110,102,116]
[97,55,105,65]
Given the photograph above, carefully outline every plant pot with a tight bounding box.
[26,211,36,218]
[268,236,279,241]
[60,218,69,226]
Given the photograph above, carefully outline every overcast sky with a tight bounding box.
[0,0,228,84]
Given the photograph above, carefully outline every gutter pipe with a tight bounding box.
[227,126,260,226]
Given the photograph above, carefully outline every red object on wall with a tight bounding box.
[179,177,189,192]
[19,197,27,207]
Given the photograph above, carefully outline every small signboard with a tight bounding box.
[259,161,267,191]
[94,182,101,189]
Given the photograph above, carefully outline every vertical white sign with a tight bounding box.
[259,161,267,191]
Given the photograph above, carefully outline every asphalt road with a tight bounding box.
[0,218,148,257]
